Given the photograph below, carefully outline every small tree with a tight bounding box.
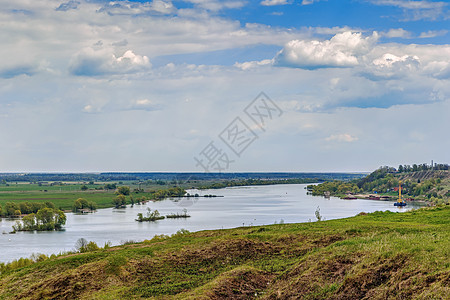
[80,185,88,191]
[116,186,130,196]
[19,202,32,214]
[54,209,67,230]
[73,199,82,212]
[44,201,55,209]
[75,238,88,252]
[73,198,90,212]
[22,213,36,229]
[88,201,97,211]
[31,202,44,213]
[5,202,19,216]
[36,208,55,230]
[85,241,100,252]
[104,183,117,190]
[146,208,160,219]
[315,206,322,222]
[113,194,127,208]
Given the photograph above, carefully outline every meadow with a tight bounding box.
[0,182,160,211]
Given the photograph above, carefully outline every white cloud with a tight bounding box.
[325,134,358,142]
[55,1,80,12]
[97,0,176,15]
[373,0,446,10]
[312,26,358,35]
[423,61,450,79]
[372,53,419,68]
[370,0,448,20]
[69,48,151,76]
[269,30,450,84]
[234,59,272,70]
[274,31,378,69]
[129,99,162,111]
[365,53,421,79]
[135,99,153,106]
[419,30,448,38]
[151,0,177,14]
[112,39,129,47]
[83,104,95,113]
[383,28,412,38]
[183,0,245,11]
[0,0,306,76]
[301,0,323,5]
[260,0,290,6]
[0,65,36,78]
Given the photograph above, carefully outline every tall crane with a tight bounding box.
[394,180,407,207]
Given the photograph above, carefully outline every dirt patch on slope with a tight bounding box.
[205,267,275,299]
[335,254,407,299]
[263,254,357,299]
[164,238,278,266]
[16,261,113,300]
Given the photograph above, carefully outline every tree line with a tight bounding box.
[308,165,449,205]
[398,163,449,173]
[0,201,56,217]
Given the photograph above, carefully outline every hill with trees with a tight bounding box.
[308,164,450,205]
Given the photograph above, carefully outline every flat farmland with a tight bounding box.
[0,183,158,210]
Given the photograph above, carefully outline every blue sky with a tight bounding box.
[0,0,449,172]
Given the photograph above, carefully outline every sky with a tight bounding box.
[0,0,449,173]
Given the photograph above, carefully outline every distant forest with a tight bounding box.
[0,172,366,183]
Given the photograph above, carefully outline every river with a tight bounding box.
[0,184,421,263]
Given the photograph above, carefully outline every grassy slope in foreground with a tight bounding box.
[0,206,449,299]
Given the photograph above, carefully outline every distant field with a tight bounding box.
[0,191,117,210]
[0,183,162,210]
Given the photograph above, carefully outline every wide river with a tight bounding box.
[0,184,421,263]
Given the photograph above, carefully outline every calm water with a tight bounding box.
[0,184,421,263]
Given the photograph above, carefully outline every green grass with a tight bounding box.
[0,190,133,210]
[0,206,448,299]
[0,183,94,192]
[0,183,176,211]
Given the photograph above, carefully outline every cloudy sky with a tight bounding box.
[0,0,449,173]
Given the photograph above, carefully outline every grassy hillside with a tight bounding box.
[1,206,449,299]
